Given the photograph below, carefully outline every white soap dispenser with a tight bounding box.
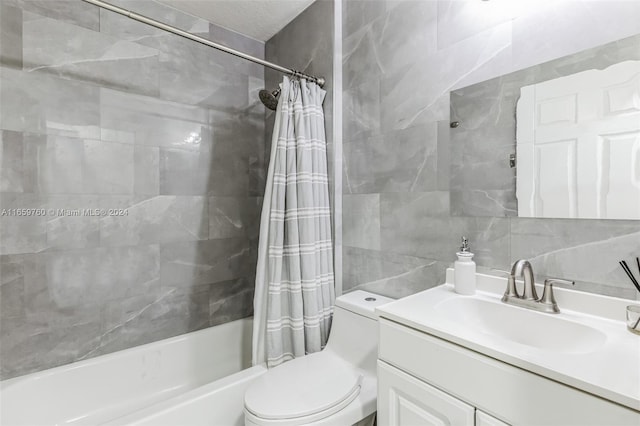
[454,236,476,295]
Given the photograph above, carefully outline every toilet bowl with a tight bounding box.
[244,290,394,426]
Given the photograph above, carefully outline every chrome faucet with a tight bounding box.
[502,259,575,314]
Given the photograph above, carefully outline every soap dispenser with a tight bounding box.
[454,236,476,295]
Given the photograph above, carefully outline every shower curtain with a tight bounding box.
[252,76,335,368]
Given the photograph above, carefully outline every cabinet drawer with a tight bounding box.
[379,318,639,425]
[378,360,474,426]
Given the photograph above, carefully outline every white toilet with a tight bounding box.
[244,290,394,426]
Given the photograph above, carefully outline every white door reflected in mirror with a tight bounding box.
[516,60,640,220]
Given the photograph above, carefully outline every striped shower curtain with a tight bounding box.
[252,76,335,368]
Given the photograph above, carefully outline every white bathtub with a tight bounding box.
[0,318,267,426]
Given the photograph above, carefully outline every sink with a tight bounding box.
[376,272,640,411]
[435,297,607,354]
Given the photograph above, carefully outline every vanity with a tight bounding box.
[375,269,640,425]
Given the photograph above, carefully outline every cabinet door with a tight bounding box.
[476,410,510,426]
[378,361,474,426]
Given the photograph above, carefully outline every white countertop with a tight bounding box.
[376,269,640,411]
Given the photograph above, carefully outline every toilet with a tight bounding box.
[244,290,394,426]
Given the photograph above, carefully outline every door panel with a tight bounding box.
[377,361,474,426]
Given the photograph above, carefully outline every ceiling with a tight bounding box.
[158,0,316,42]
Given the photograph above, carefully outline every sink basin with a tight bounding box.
[376,273,640,411]
[435,297,607,354]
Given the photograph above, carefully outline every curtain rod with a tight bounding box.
[81,0,326,88]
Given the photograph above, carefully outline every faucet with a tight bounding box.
[502,259,574,314]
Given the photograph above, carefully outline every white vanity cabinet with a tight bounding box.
[378,360,474,425]
[378,359,507,426]
[377,318,640,426]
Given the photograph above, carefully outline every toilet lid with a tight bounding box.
[244,352,362,420]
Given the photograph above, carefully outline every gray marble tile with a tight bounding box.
[343,194,381,250]
[208,196,262,240]
[371,0,438,74]
[0,67,100,139]
[99,0,210,41]
[209,23,265,79]
[265,0,333,86]
[511,0,640,73]
[24,133,85,194]
[342,25,384,91]
[0,131,24,192]
[103,8,257,105]
[22,12,160,96]
[0,3,22,69]
[100,195,208,247]
[45,245,160,306]
[343,79,381,140]
[0,0,268,379]
[211,109,265,157]
[10,0,99,31]
[159,146,211,196]
[83,140,134,194]
[343,246,448,299]
[343,0,387,39]
[0,314,102,379]
[0,251,109,379]
[379,66,449,132]
[134,146,159,195]
[379,20,512,132]
[45,195,101,251]
[160,238,254,289]
[511,218,640,300]
[0,194,102,254]
[265,0,334,169]
[95,285,211,357]
[99,88,212,149]
[23,262,101,330]
[344,123,438,194]
[451,189,517,218]
[532,33,640,83]
[449,126,516,193]
[381,202,510,269]
[209,277,254,326]
[4,253,45,316]
[0,194,47,255]
[448,68,535,216]
[436,0,515,50]
[207,152,251,197]
[450,67,534,133]
[158,58,248,111]
[155,109,257,196]
[381,192,450,219]
[436,120,450,191]
[0,255,26,319]
[248,153,267,197]
[343,1,437,90]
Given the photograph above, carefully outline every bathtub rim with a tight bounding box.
[0,317,253,390]
[103,363,268,426]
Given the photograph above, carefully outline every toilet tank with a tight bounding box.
[325,291,394,372]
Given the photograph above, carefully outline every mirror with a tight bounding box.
[450,34,640,220]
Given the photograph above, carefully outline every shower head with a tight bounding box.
[259,88,280,110]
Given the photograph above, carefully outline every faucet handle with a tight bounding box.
[492,268,520,301]
[540,278,575,313]
[497,273,519,301]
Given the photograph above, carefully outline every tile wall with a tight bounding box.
[342,0,640,300]
[0,0,265,379]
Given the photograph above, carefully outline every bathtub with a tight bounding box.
[0,318,267,426]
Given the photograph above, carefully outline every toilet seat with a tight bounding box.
[244,352,363,423]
